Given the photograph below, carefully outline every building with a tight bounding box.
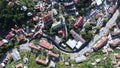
[11,48,21,61]
[0,41,4,47]
[33,16,39,22]
[48,51,59,58]
[108,3,118,14]
[8,2,14,7]
[39,40,53,50]
[70,29,86,43]
[75,55,86,63]
[21,6,27,11]
[0,63,5,68]
[93,37,109,51]
[15,64,22,68]
[28,43,41,50]
[36,57,48,65]
[66,39,76,49]
[74,16,84,28]
[66,39,83,49]
[74,0,80,4]
[41,12,52,23]
[115,54,120,59]
[52,21,62,30]
[49,60,55,68]
[58,30,66,38]
[95,0,102,6]
[112,30,120,37]
[109,38,120,47]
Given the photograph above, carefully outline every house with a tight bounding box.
[11,48,21,61]
[28,43,41,50]
[0,63,5,68]
[115,54,120,59]
[112,30,120,37]
[52,9,58,16]
[95,0,102,6]
[0,39,8,47]
[41,12,52,23]
[74,0,80,4]
[95,13,103,19]
[16,64,22,68]
[0,64,3,68]
[36,57,48,65]
[58,30,66,38]
[21,6,27,11]
[48,51,59,58]
[93,36,109,51]
[70,29,86,43]
[33,16,39,21]
[8,2,14,7]
[49,60,55,68]
[27,12,33,17]
[5,31,15,39]
[39,40,53,50]
[74,16,84,28]
[108,3,118,14]
[109,38,120,47]
[75,55,86,63]
[2,39,8,44]
[111,61,117,65]
[52,21,62,30]
[0,41,4,47]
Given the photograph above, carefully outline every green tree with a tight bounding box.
[103,18,108,27]
[117,14,120,20]
[96,26,101,33]
[84,24,92,31]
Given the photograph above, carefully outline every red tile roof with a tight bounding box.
[36,57,47,65]
[48,51,59,58]
[33,16,39,21]
[5,32,14,39]
[109,38,120,47]
[0,41,4,46]
[58,30,66,38]
[115,54,120,59]
[41,12,51,23]
[8,2,14,7]
[93,37,109,51]
[29,43,41,50]
[39,40,53,50]
[74,16,84,28]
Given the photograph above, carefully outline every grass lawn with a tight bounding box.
[6,50,47,68]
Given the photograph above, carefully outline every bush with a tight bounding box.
[103,18,108,27]
[117,14,120,20]
[84,24,92,31]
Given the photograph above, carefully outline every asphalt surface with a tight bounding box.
[72,7,120,57]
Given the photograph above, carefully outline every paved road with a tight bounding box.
[71,7,120,57]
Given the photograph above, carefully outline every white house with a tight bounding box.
[75,55,86,63]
